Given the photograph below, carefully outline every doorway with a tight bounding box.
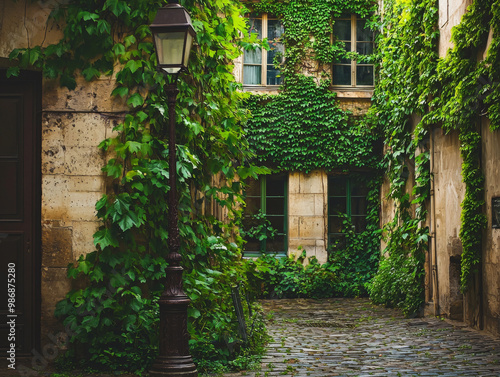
[0,70,41,355]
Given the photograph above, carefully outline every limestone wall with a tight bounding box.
[481,118,500,336]
[0,0,127,343]
[288,171,328,264]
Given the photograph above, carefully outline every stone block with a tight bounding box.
[42,175,69,221]
[63,113,107,147]
[288,216,300,239]
[72,221,100,258]
[289,193,315,216]
[68,176,104,192]
[299,170,325,194]
[64,146,105,176]
[42,225,73,268]
[66,192,101,221]
[42,114,65,175]
[42,76,128,112]
[41,267,71,318]
[288,172,300,194]
[299,216,324,238]
[314,193,326,217]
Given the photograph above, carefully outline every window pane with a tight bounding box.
[245,197,261,214]
[267,197,284,215]
[333,65,352,85]
[352,216,367,232]
[243,65,261,85]
[333,19,351,41]
[267,235,285,253]
[267,43,284,64]
[339,42,351,63]
[268,19,284,40]
[351,197,367,215]
[329,216,343,233]
[268,215,285,233]
[329,200,347,214]
[356,65,374,86]
[267,67,282,85]
[244,48,262,64]
[351,184,368,196]
[245,239,260,252]
[329,178,347,196]
[246,178,261,196]
[356,20,373,42]
[267,176,286,196]
[356,42,373,55]
[248,17,262,39]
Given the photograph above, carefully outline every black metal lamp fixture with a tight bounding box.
[149,1,198,376]
[150,0,196,75]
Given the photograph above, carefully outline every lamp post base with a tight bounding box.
[149,356,197,377]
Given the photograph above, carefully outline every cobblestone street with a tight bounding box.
[224,298,500,377]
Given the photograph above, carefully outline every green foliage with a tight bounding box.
[249,0,377,79]
[246,250,339,299]
[8,0,269,374]
[367,0,437,314]
[328,179,381,297]
[240,210,278,242]
[428,0,496,292]
[244,76,381,172]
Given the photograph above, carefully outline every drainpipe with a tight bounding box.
[430,127,440,316]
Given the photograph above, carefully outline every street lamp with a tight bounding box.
[149,2,197,376]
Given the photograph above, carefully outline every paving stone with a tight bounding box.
[220,298,500,377]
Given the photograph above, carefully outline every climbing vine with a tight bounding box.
[8,0,268,373]
[371,0,500,315]
[240,0,380,172]
[244,76,380,172]
[428,0,499,292]
[368,0,438,315]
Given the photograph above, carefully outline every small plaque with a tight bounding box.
[493,197,500,229]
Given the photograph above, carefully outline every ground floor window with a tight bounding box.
[243,174,288,257]
[328,175,368,248]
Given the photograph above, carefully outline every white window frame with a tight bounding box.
[243,13,284,88]
[332,14,374,88]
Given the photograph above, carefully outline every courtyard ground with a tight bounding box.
[221,298,500,377]
[4,298,500,377]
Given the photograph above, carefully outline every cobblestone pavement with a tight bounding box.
[224,298,500,377]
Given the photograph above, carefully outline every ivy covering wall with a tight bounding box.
[8,0,269,373]
[370,0,500,315]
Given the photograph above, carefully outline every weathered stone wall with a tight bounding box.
[432,128,465,319]
[0,0,127,344]
[288,171,328,264]
[481,118,500,336]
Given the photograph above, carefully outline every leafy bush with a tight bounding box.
[328,216,381,297]
[246,250,338,299]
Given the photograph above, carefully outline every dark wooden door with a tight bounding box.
[0,71,40,355]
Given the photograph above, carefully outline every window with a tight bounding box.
[332,14,374,87]
[328,176,368,247]
[243,175,288,256]
[243,14,284,86]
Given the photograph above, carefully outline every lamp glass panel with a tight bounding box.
[155,31,185,72]
[183,32,194,67]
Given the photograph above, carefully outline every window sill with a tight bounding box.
[242,85,282,93]
[333,87,374,99]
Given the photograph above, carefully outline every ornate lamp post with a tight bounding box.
[149,2,197,376]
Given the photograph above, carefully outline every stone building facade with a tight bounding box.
[1,0,500,366]
[379,0,500,337]
[0,0,127,358]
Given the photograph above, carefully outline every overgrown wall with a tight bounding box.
[0,0,124,343]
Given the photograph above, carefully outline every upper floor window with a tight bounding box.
[332,14,374,87]
[243,14,284,86]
